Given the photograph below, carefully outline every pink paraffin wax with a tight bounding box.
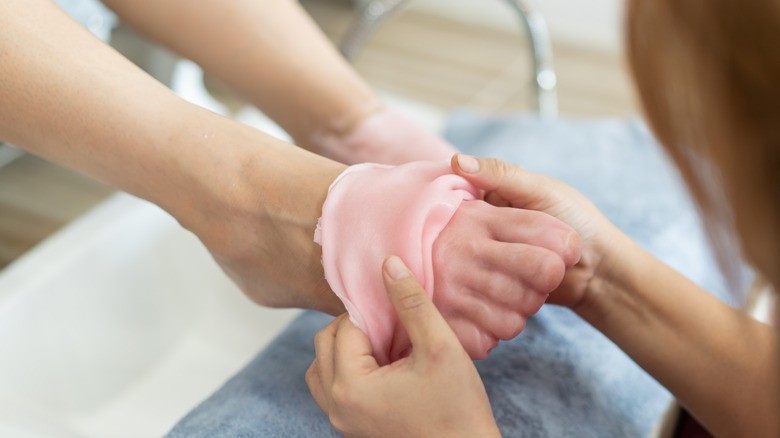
[314,161,479,365]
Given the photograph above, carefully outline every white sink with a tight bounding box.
[0,193,301,437]
[0,58,446,437]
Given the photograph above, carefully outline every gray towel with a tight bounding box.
[167,112,739,437]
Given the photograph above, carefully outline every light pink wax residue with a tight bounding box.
[314,161,479,365]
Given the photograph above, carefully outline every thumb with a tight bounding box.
[382,256,457,354]
[451,154,554,211]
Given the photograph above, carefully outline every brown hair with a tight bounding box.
[626,0,780,288]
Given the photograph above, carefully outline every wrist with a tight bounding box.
[570,226,643,327]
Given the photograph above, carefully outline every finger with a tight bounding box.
[447,293,528,342]
[452,264,542,312]
[445,316,500,360]
[458,201,581,267]
[478,240,567,296]
[440,237,567,303]
[333,315,379,379]
[451,154,560,211]
[313,315,344,397]
[305,360,329,414]
[382,256,459,354]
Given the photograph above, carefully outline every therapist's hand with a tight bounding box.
[451,154,622,312]
[306,256,502,438]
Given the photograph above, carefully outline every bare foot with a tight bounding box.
[316,161,580,364]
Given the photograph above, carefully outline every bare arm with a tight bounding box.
[0,0,347,314]
[99,0,379,151]
[452,155,780,438]
[580,232,778,438]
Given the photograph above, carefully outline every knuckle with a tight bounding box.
[544,227,579,259]
[535,252,566,293]
[486,159,510,187]
[425,338,457,363]
[492,158,520,181]
[563,231,583,266]
[313,330,325,348]
[328,411,350,435]
[487,272,512,293]
[547,251,568,277]
[397,288,429,312]
[336,313,352,329]
[460,238,482,259]
[328,381,369,435]
[305,362,316,383]
[330,380,356,409]
[496,313,527,340]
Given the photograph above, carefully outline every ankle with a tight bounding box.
[309,107,457,165]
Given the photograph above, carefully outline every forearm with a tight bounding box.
[101,0,380,150]
[2,0,215,212]
[577,230,779,438]
[0,0,347,313]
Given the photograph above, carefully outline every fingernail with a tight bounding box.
[385,256,411,280]
[457,154,480,173]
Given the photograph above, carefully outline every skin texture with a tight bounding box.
[317,162,580,364]
[306,256,502,438]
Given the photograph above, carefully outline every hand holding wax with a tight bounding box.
[306,256,501,438]
[315,160,580,364]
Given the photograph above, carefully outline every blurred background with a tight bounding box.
[0,0,636,436]
[0,0,635,268]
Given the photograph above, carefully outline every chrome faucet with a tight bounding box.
[338,0,558,118]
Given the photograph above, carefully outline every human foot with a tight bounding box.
[315,161,580,364]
